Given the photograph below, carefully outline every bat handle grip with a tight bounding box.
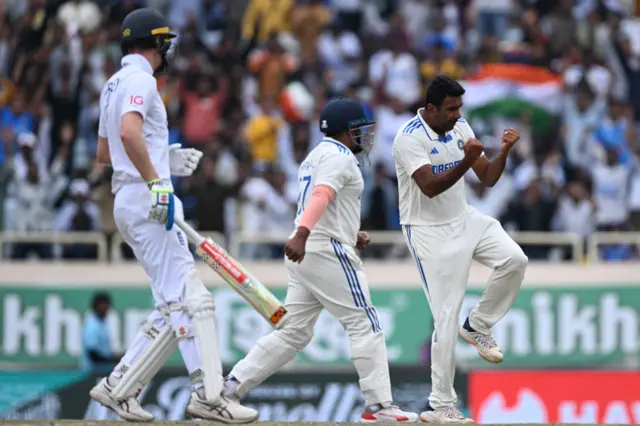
[174,217,205,246]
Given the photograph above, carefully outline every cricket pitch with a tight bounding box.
[0,422,599,426]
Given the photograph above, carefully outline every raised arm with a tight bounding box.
[471,129,520,187]
[394,133,482,198]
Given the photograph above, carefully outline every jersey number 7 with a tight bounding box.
[296,175,312,217]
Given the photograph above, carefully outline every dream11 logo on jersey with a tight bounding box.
[469,371,640,424]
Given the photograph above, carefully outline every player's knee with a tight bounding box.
[341,310,382,340]
[275,325,314,351]
[140,312,169,340]
[506,248,528,273]
[184,267,215,315]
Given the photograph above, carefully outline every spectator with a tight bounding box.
[592,148,634,260]
[54,178,102,259]
[400,0,430,49]
[465,169,515,220]
[362,162,398,258]
[5,161,55,259]
[81,292,120,374]
[316,19,363,95]
[244,96,285,170]
[541,0,578,58]
[180,71,228,147]
[1,91,34,155]
[369,32,420,106]
[1,0,639,264]
[593,148,631,230]
[247,35,298,101]
[56,0,103,35]
[241,0,294,46]
[474,0,514,39]
[370,97,413,177]
[593,98,635,167]
[561,81,606,171]
[11,131,48,184]
[551,180,596,258]
[291,0,332,58]
[421,40,466,84]
[503,178,558,259]
[239,165,296,259]
[422,9,458,57]
[563,48,612,98]
[183,140,242,234]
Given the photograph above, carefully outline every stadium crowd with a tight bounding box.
[1,0,640,261]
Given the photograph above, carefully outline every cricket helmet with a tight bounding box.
[319,98,376,160]
[120,8,177,73]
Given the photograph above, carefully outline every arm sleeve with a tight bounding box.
[315,153,352,192]
[392,133,432,177]
[458,118,485,157]
[98,113,107,138]
[120,74,157,120]
[298,185,335,230]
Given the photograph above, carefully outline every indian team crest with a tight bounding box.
[457,139,464,150]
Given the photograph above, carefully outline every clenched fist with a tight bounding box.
[463,138,484,163]
[501,128,520,153]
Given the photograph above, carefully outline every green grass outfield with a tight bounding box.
[0,422,599,426]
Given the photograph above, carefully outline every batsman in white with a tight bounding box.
[222,98,418,423]
[88,8,258,423]
[392,76,528,423]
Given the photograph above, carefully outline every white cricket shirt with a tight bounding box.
[292,137,364,247]
[98,54,170,193]
[393,109,477,225]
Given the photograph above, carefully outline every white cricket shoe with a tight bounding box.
[186,391,259,424]
[420,407,475,423]
[89,377,154,422]
[360,403,419,423]
[459,326,504,363]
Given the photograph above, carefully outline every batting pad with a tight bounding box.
[112,320,179,399]
[185,267,223,403]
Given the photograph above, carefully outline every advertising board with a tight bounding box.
[2,286,640,369]
[1,367,469,421]
[470,371,640,424]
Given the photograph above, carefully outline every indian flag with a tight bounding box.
[461,64,564,133]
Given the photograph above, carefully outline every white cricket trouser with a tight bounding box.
[403,206,527,410]
[110,183,202,379]
[230,238,392,405]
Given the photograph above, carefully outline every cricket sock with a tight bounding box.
[196,386,207,399]
[463,317,476,333]
[224,375,240,394]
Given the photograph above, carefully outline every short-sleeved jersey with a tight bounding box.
[292,137,364,247]
[98,54,170,193]
[393,109,477,225]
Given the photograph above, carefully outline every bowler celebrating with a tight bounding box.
[223,98,418,423]
[393,76,528,423]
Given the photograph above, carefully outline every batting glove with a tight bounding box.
[168,143,203,177]
[148,178,175,230]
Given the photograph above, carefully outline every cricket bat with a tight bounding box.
[174,217,289,329]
